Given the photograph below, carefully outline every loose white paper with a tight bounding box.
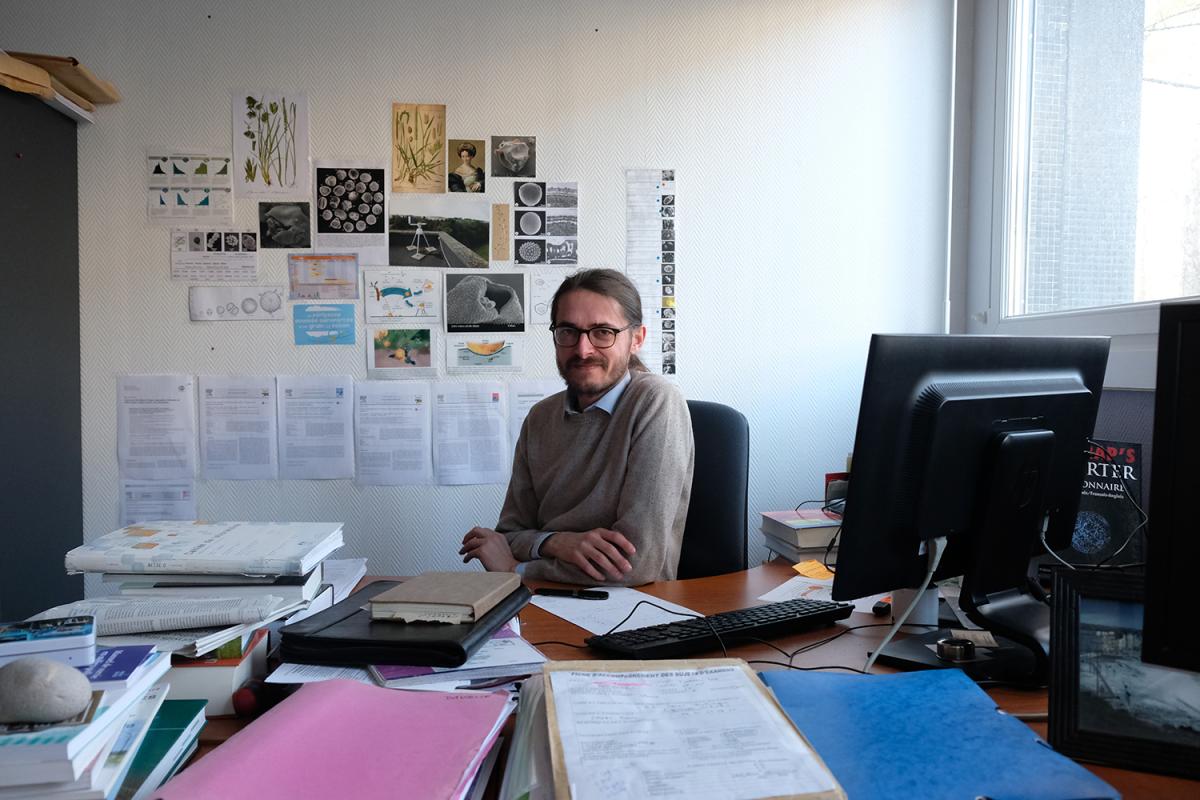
[625,169,676,376]
[432,381,508,485]
[757,574,889,614]
[354,380,433,486]
[119,478,197,526]
[529,586,700,636]
[528,267,573,325]
[117,374,196,480]
[265,662,375,685]
[189,285,286,321]
[549,665,839,800]
[276,375,355,480]
[199,375,278,480]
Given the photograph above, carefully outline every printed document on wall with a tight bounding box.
[117,374,196,480]
[276,375,354,480]
[119,478,197,526]
[507,379,560,455]
[354,380,433,486]
[199,375,278,480]
[432,381,508,485]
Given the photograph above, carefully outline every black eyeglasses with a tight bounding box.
[550,323,635,348]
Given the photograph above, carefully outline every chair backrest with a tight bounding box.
[677,400,750,580]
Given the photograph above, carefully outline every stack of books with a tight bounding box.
[759,509,842,564]
[0,646,172,799]
[51,521,346,715]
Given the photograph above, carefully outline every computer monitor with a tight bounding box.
[1142,300,1200,672]
[831,334,1110,682]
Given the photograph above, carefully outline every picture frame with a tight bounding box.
[1050,568,1200,779]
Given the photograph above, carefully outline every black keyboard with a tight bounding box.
[584,597,854,659]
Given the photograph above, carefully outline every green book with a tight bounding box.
[114,700,207,800]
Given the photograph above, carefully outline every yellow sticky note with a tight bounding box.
[793,559,835,581]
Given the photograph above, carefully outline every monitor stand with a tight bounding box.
[870,593,1043,684]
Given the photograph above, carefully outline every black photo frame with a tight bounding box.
[1050,568,1200,779]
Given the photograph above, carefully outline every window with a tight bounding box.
[1005,0,1200,319]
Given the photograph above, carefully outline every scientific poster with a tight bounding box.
[198,375,278,480]
[276,375,354,480]
[287,253,359,300]
[354,381,433,486]
[170,229,257,282]
[147,152,233,225]
[625,169,677,375]
[513,181,578,265]
[232,90,310,197]
[117,374,196,480]
[363,267,441,324]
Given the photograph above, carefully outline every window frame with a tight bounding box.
[962,0,1194,389]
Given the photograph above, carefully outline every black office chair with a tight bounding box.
[676,400,750,580]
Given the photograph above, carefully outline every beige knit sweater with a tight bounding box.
[498,371,694,585]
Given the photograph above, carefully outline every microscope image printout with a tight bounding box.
[313,159,388,266]
[171,228,258,282]
[189,286,286,321]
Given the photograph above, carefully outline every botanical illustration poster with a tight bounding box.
[391,102,446,194]
[447,139,486,193]
[232,90,310,197]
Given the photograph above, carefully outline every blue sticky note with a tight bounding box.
[293,304,356,345]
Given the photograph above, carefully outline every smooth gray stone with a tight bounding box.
[0,656,92,723]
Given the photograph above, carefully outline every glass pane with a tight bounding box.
[1014,0,1200,316]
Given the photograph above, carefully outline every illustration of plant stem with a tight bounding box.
[393,107,444,187]
[243,95,298,187]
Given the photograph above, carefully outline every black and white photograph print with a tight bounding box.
[661,218,674,234]
[444,271,526,333]
[662,272,674,285]
[1076,597,1200,748]
[661,169,675,182]
[662,318,675,330]
[662,307,675,319]
[315,166,385,235]
[546,209,577,237]
[663,285,674,297]
[514,181,546,207]
[660,205,675,217]
[516,209,545,237]
[661,194,675,206]
[662,253,675,266]
[515,238,545,265]
[206,231,223,251]
[188,231,204,251]
[241,232,258,252]
[259,202,312,248]
[545,237,578,265]
[223,232,240,251]
[546,182,578,208]
[491,136,536,178]
[662,332,675,352]
[662,239,675,252]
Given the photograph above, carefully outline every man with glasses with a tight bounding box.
[459,269,694,585]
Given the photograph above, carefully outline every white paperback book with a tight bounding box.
[64,521,343,576]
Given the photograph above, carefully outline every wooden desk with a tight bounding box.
[198,563,1199,799]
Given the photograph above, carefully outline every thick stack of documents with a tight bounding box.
[153,679,512,799]
[52,521,345,659]
[541,659,845,800]
[0,651,171,799]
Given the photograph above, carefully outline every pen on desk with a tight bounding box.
[534,588,609,600]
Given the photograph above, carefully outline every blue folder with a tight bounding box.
[759,669,1119,800]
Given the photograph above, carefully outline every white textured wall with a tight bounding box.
[4,0,951,590]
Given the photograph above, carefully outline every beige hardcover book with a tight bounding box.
[542,659,846,800]
[369,571,521,624]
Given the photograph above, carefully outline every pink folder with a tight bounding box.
[153,679,510,800]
